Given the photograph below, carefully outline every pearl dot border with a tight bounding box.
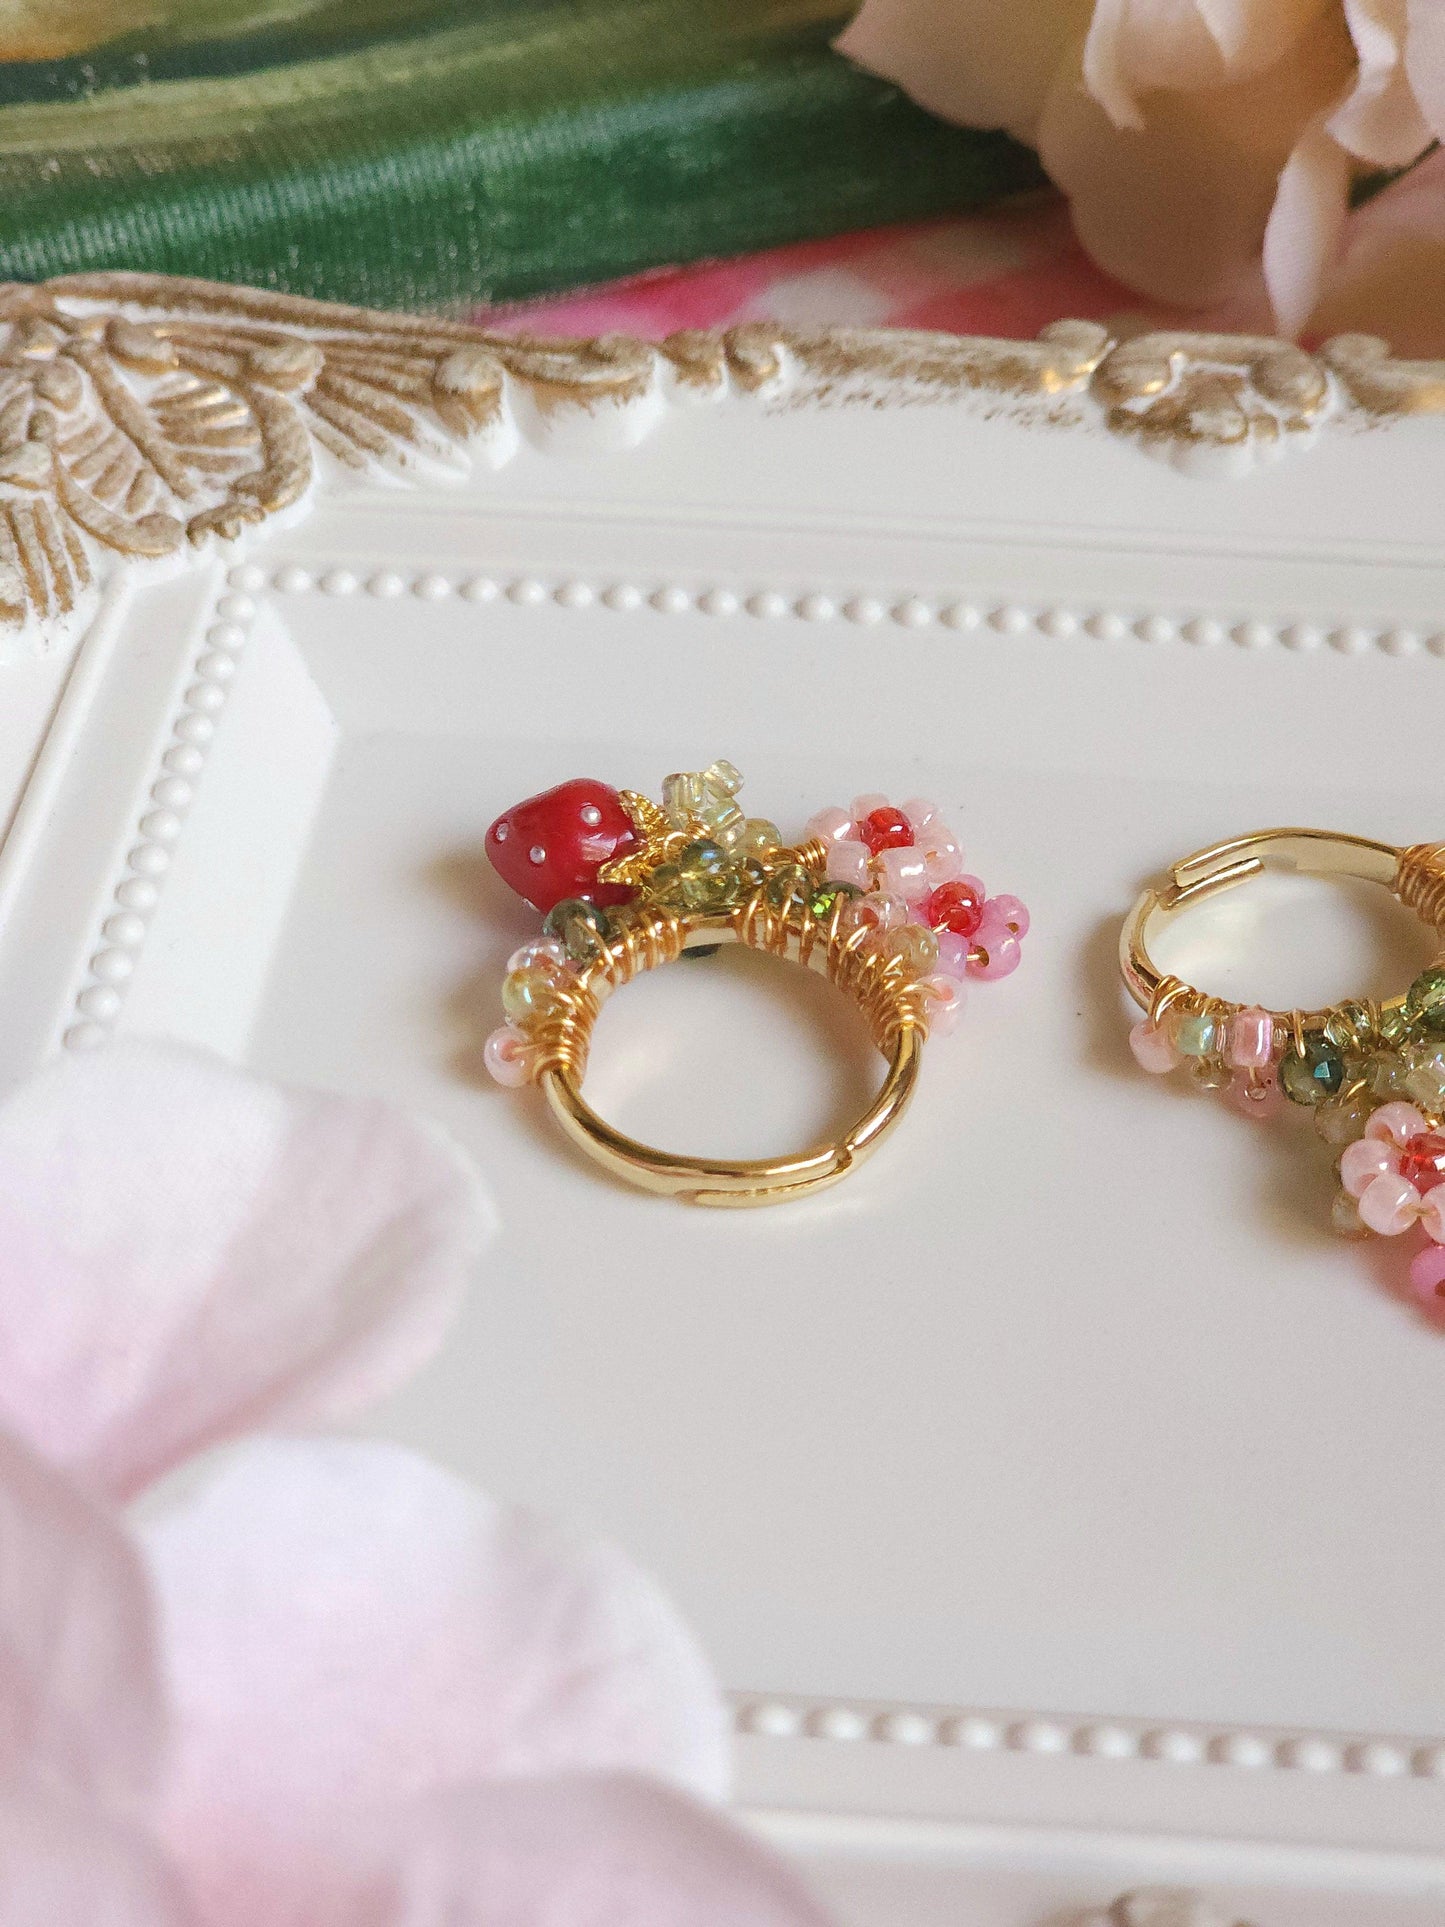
[268,561,1445,659]
[730,1695,1445,1780]
[62,578,257,1052]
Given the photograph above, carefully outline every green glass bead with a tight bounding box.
[675,838,732,909]
[1405,966,1445,1038]
[739,818,782,858]
[764,862,810,910]
[1378,1003,1412,1046]
[884,924,940,973]
[809,880,861,921]
[1172,1012,1220,1058]
[1188,1057,1233,1092]
[647,862,686,905]
[704,758,743,797]
[661,770,708,825]
[502,964,567,1021]
[1314,1085,1374,1144]
[542,897,614,963]
[1279,1036,1346,1106]
[1330,1189,1368,1239]
[1365,1049,1413,1097]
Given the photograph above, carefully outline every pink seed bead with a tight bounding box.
[1130,1020,1179,1073]
[1409,1240,1445,1312]
[922,973,966,1034]
[923,846,964,888]
[1421,1190,1445,1244]
[850,793,889,824]
[1358,1171,1420,1236]
[1340,1136,1397,1198]
[967,917,1024,978]
[1367,1102,1430,1147]
[876,845,929,896]
[826,839,872,888]
[901,797,941,833]
[988,893,1030,938]
[935,929,972,979]
[807,806,853,845]
[1226,1006,1272,1069]
[483,1024,533,1087]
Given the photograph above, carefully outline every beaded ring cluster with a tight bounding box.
[481,762,1029,1089]
[1130,965,1445,1313]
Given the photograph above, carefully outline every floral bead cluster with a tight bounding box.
[806,794,1028,984]
[480,766,1030,1088]
[1131,964,1445,1316]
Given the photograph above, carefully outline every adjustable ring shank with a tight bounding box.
[1120,828,1437,1029]
[537,914,927,1207]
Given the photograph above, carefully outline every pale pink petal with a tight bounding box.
[373,1775,832,1927]
[1405,0,1445,136]
[1310,145,1445,350]
[1082,0,1148,131]
[142,1438,728,1927]
[0,1428,163,1814]
[1037,23,1355,305]
[0,1794,195,1927]
[836,0,1092,143]
[1263,112,1354,334]
[1194,0,1336,70]
[0,1040,492,1501]
[1330,0,1434,163]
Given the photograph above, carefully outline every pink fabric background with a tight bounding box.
[488,195,1162,341]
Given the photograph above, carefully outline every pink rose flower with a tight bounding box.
[0,1040,829,1927]
[837,0,1445,338]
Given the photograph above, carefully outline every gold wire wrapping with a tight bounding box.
[1395,843,1445,940]
[521,850,935,1083]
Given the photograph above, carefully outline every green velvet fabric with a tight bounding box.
[0,0,1039,313]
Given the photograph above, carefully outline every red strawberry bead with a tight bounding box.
[925,876,985,937]
[486,779,638,912]
[859,806,913,855]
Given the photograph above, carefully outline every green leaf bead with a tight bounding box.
[1279,1035,1346,1106]
[1405,966,1445,1038]
[542,897,615,963]
[1172,1012,1220,1058]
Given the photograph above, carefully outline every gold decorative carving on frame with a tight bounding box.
[0,273,1441,626]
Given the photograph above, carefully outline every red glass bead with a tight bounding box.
[486,778,638,913]
[924,877,985,937]
[1399,1131,1445,1193]
[859,806,914,855]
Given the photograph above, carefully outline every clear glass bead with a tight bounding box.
[1365,1049,1414,1098]
[502,964,568,1021]
[1314,1086,1374,1144]
[1330,1190,1368,1238]
[738,818,782,857]
[1173,1012,1220,1057]
[1188,1057,1233,1092]
[704,758,744,796]
[885,924,940,974]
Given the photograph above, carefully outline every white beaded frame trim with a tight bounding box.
[61,576,257,1052]
[730,1694,1445,1780]
[267,559,1445,660]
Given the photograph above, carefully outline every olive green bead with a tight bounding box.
[1314,1086,1374,1144]
[1172,1012,1220,1058]
[1405,966,1445,1038]
[676,838,733,909]
[764,863,810,910]
[809,880,861,921]
[1365,1049,1413,1097]
[647,862,685,905]
[739,818,783,858]
[1378,1004,1412,1046]
[502,965,567,1021]
[542,897,615,963]
[1188,1057,1233,1092]
[1330,1190,1368,1239]
[1279,1037,1346,1106]
[884,924,940,973]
